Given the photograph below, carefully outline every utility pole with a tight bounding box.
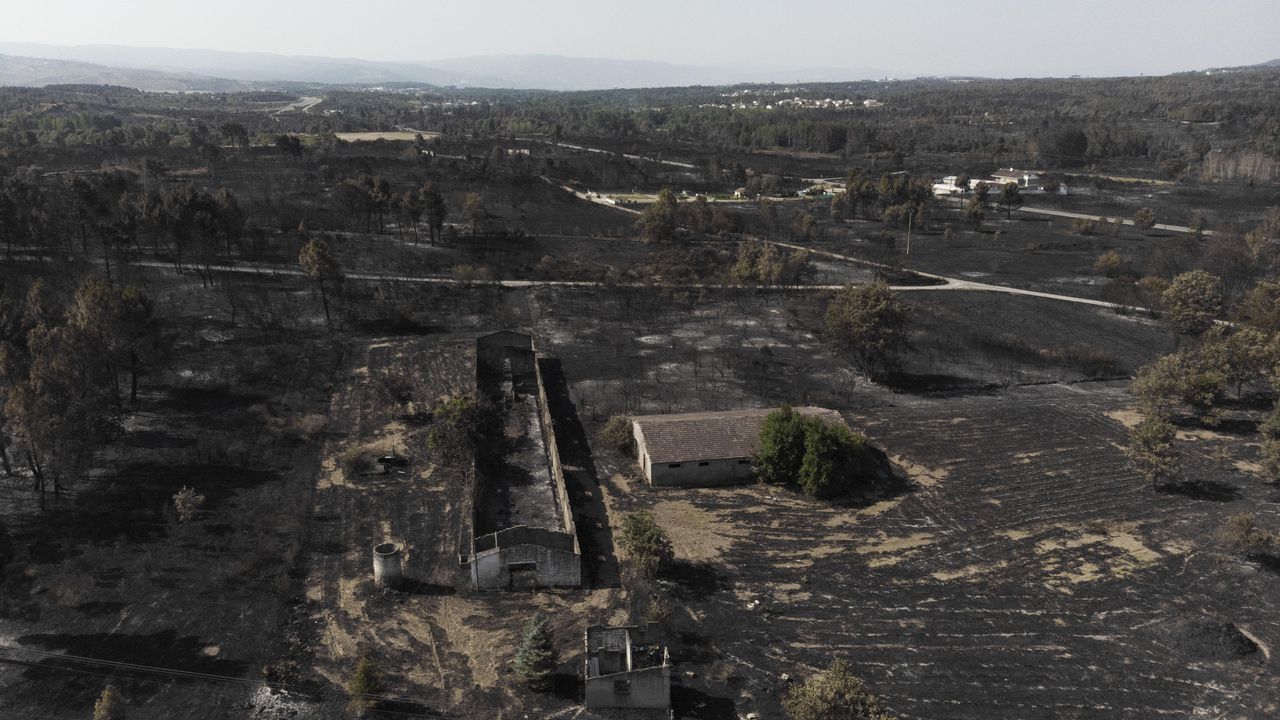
[906,207,915,256]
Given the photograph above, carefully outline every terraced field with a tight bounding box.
[620,383,1280,719]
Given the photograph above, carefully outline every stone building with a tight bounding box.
[584,624,671,710]
[631,407,848,487]
[462,332,581,589]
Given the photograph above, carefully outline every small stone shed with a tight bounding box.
[631,407,847,487]
[584,623,670,710]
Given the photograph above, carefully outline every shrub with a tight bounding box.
[618,510,674,578]
[338,447,376,479]
[753,406,809,485]
[172,486,206,523]
[798,420,867,499]
[783,658,897,720]
[451,264,495,283]
[1217,513,1277,553]
[290,413,327,441]
[514,613,558,690]
[601,415,634,455]
[427,396,502,467]
[1133,206,1157,230]
[755,408,867,497]
[347,656,383,715]
[94,685,127,720]
[1093,250,1128,278]
[1071,218,1097,235]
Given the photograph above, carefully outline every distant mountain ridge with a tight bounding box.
[0,52,250,92]
[0,42,890,90]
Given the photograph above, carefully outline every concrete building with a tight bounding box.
[991,168,1042,188]
[584,624,671,710]
[631,407,847,487]
[463,332,582,589]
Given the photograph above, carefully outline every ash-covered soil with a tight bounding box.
[600,382,1280,719]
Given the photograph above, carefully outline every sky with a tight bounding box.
[7,0,1280,78]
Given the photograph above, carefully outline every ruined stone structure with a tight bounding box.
[584,624,671,710]
[632,407,848,487]
[462,332,581,589]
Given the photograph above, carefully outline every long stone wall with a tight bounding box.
[466,331,581,589]
[534,354,580,556]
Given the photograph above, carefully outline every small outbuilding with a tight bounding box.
[584,623,671,710]
[631,407,847,487]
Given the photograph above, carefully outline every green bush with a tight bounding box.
[754,408,868,497]
[783,658,897,720]
[798,421,867,499]
[618,510,675,578]
[601,414,634,455]
[753,406,809,485]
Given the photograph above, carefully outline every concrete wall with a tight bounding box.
[584,664,671,710]
[471,527,581,588]
[634,419,756,487]
[534,357,579,552]
[468,332,582,589]
[476,331,535,377]
[647,456,756,488]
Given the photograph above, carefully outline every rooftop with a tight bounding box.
[633,406,846,464]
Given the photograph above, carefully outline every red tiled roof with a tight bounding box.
[633,407,847,464]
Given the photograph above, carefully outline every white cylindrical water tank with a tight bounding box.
[372,542,403,589]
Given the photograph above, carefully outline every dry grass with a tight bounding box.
[334,131,441,142]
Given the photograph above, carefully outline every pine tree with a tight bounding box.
[514,613,558,690]
[346,656,383,715]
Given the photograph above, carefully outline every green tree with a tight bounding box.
[798,418,866,498]
[997,182,1023,219]
[298,232,341,331]
[346,656,383,716]
[783,658,897,720]
[823,283,910,377]
[1126,416,1180,490]
[1161,270,1222,337]
[637,188,679,244]
[1131,350,1227,426]
[5,318,115,509]
[514,613,558,690]
[1238,280,1280,334]
[618,510,674,578]
[93,685,127,720]
[1200,325,1276,397]
[752,406,809,485]
[1133,207,1157,230]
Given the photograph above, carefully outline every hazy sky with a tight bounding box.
[8,0,1280,77]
